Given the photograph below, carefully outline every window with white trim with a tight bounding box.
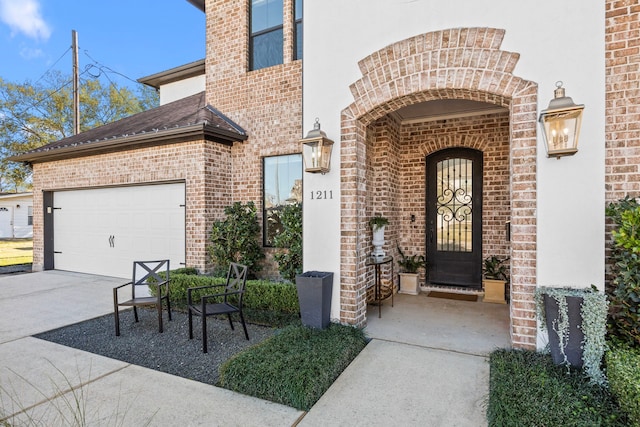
[250,0,283,71]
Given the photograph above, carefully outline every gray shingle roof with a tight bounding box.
[10,91,247,163]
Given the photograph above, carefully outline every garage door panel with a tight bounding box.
[53,184,185,278]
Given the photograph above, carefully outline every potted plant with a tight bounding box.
[369,215,389,258]
[482,256,509,304]
[397,245,425,295]
[534,285,608,385]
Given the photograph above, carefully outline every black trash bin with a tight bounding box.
[295,271,333,329]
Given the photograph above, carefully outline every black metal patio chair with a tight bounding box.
[113,260,171,336]
[187,262,249,353]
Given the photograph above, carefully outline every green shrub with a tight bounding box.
[163,273,300,327]
[170,267,199,275]
[488,349,627,426]
[606,345,640,426]
[273,202,302,282]
[219,324,368,411]
[208,202,265,278]
[606,197,640,346]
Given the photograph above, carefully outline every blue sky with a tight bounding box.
[0,0,205,90]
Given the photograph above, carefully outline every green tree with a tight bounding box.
[0,71,158,191]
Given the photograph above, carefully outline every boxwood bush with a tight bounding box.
[606,344,640,426]
[163,272,300,327]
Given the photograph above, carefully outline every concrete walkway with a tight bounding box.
[0,271,510,426]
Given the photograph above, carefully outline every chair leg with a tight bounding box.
[202,315,208,353]
[227,313,235,330]
[157,303,163,333]
[166,297,172,321]
[113,291,120,336]
[114,311,120,336]
[239,311,249,340]
[188,308,193,339]
[133,306,139,322]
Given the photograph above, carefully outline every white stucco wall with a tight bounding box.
[302,0,605,320]
[159,74,206,105]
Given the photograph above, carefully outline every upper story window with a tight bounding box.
[294,0,302,60]
[263,154,302,246]
[250,0,283,71]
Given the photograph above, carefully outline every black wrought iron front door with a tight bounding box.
[426,148,483,288]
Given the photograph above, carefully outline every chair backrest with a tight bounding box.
[131,260,170,298]
[225,263,248,306]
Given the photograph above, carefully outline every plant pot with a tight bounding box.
[371,226,386,258]
[295,271,333,329]
[398,273,419,295]
[543,294,584,368]
[483,279,506,304]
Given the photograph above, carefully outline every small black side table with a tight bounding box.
[366,255,394,318]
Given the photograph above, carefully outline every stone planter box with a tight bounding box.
[398,273,419,295]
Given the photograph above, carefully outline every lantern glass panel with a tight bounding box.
[320,143,332,170]
[541,108,583,156]
[302,141,320,170]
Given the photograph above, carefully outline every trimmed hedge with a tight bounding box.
[162,273,300,327]
[606,345,640,426]
[218,323,368,411]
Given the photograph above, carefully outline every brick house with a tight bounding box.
[10,0,639,348]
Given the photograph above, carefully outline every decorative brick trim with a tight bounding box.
[340,27,537,349]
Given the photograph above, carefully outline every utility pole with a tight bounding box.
[72,30,80,135]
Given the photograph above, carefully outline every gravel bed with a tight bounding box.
[34,309,277,386]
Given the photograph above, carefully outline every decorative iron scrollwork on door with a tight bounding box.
[435,157,473,252]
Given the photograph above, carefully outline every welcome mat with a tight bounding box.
[428,291,478,302]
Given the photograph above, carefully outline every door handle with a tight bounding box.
[430,228,434,243]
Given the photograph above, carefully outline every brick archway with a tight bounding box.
[339,27,538,349]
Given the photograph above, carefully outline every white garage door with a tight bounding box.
[53,183,185,278]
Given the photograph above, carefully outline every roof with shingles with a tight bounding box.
[9,91,247,163]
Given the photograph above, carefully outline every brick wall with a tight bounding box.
[205,0,303,278]
[364,113,511,290]
[30,140,230,273]
[605,1,640,285]
[605,0,640,203]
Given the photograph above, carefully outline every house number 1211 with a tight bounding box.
[310,190,333,200]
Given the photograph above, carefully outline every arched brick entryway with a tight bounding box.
[339,28,538,349]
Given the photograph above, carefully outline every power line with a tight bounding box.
[82,50,145,87]
[33,47,72,85]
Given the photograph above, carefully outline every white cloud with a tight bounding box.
[19,46,43,59]
[0,0,51,41]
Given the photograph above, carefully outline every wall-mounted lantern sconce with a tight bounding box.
[300,118,334,174]
[538,81,584,159]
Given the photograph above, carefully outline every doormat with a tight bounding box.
[428,291,478,302]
